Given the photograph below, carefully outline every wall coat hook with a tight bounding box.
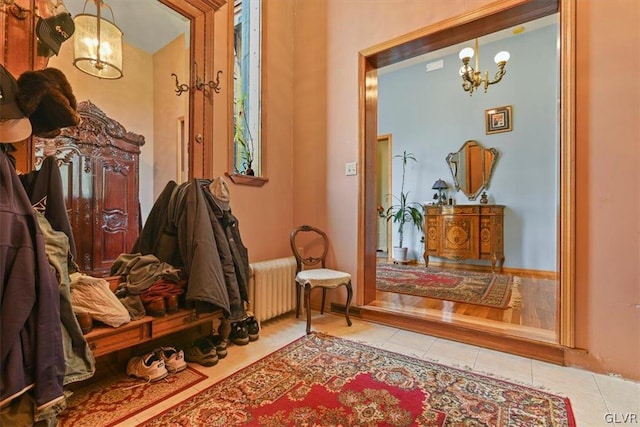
[172,62,222,97]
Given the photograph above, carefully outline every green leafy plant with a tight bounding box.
[385,150,424,249]
[233,94,255,175]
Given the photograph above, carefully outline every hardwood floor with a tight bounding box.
[366,263,558,344]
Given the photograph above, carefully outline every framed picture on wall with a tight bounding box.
[485,105,513,134]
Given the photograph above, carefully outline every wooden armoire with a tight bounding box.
[35,100,144,277]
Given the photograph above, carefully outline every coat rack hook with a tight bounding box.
[171,73,190,96]
[172,62,222,97]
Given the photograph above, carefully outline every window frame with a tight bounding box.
[227,0,267,186]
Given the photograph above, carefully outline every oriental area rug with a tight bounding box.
[139,333,575,427]
[57,366,207,427]
[376,263,521,309]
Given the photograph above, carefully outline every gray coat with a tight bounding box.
[171,180,231,316]
[202,180,248,322]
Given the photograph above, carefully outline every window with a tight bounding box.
[232,0,261,177]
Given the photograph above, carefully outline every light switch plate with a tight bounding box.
[345,162,357,176]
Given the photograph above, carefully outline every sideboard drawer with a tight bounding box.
[480,205,504,215]
[425,206,441,215]
[441,205,479,215]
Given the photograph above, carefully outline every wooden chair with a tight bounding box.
[289,225,353,334]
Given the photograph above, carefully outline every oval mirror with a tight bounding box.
[446,140,499,200]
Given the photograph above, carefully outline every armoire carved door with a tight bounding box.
[35,100,145,277]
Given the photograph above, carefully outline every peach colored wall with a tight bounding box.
[48,41,155,219]
[153,35,189,199]
[573,0,639,381]
[208,0,295,263]
[287,0,639,380]
[292,0,329,235]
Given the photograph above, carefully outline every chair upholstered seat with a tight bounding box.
[295,269,351,288]
[290,225,353,334]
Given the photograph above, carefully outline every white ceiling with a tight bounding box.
[64,0,189,54]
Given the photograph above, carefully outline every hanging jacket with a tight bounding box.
[0,151,65,412]
[170,180,230,316]
[201,180,246,321]
[131,180,178,263]
[221,207,250,304]
[35,213,95,385]
[133,180,230,314]
[19,155,77,259]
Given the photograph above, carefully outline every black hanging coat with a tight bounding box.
[0,151,65,411]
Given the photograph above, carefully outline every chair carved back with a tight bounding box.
[289,225,330,272]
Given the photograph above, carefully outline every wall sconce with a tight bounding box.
[432,179,449,205]
[458,38,509,96]
[172,63,222,97]
[73,0,123,79]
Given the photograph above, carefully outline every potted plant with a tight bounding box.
[234,116,254,175]
[234,94,255,175]
[385,150,424,261]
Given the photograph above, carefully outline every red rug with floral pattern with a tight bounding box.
[57,366,207,427]
[139,333,575,426]
[376,264,520,309]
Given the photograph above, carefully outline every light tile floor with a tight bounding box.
[116,313,639,427]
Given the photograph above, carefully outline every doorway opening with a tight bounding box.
[357,0,575,363]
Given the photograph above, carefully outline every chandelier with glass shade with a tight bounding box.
[458,38,509,96]
[73,0,123,79]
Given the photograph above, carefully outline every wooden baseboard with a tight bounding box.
[359,306,567,365]
[330,303,363,318]
[391,260,558,280]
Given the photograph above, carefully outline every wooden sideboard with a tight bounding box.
[424,204,505,272]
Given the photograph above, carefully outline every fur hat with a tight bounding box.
[16,67,80,137]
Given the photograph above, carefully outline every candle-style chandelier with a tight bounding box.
[458,38,510,96]
[73,0,123,79]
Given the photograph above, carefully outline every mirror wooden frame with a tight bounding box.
[0,0,225,179]
[357,0,575,353]
[158,0,226,180]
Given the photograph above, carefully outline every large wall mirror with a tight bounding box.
[49,0,189,220]
[29,0,223,220]
[359,0,575,361]
[0,0,223,275]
